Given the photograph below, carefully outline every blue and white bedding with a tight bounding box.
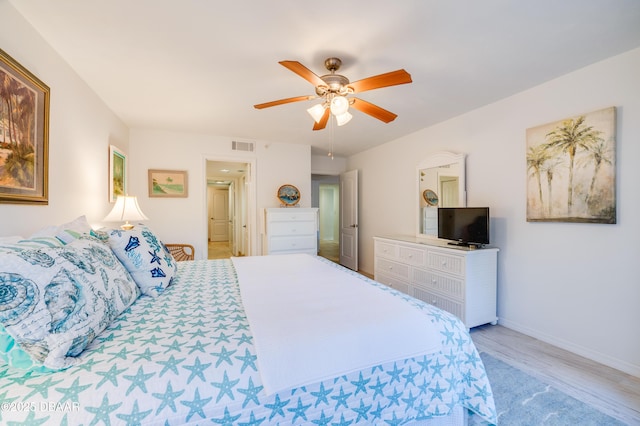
[0,256,497,425]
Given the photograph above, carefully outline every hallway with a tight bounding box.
[208,239,340,264]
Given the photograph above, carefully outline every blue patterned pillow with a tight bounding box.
[0,235,140,371]
[106,225,177,297]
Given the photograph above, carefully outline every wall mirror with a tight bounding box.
[417,152,466,238]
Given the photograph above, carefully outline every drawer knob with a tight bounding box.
[432,299,437,305]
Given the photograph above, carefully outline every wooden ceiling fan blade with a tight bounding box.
[279,61,327,87]
[312,108,330,131]
[254,95,314,109]
[348,69,412,93]
[350,98,398,123]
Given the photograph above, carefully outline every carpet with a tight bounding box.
[468,352,625,426]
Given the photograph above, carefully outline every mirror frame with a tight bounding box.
[416,151,467,238]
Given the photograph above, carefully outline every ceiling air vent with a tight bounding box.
[232,141,254,152]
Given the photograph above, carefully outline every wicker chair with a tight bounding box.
[165,243,195,261]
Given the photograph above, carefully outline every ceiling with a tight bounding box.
[9,1,640,157]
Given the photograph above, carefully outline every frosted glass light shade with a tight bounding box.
[335,111,353,126]
[330,95,349,116]
[104,195,149,230]
[307,104,326,123]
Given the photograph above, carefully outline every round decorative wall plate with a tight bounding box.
[423,189,439,206]
[277,184,300,206]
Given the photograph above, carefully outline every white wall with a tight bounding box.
[349,47,640,376]
[128,129,312,259]
[0,2,129,237]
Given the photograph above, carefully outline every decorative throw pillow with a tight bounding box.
[106,225,177,297]
[29,215,93,245]
[0,235,140,371]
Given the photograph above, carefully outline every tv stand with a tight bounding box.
[447,241,484,249]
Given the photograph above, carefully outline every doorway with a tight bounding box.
[206,160,252,259]
[312,175,340,263]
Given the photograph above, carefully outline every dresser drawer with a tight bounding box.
[412,268,464,299]
[269,235,316,252]
[374,240,399,259]
[269,221,316,236]
[267,211,317,222]
[411,287,464,321]
[375,272,410,295]
[398,245,427,266]
[426,251,465,276]
[375,258,410,280]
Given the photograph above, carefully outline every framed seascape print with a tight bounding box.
[148,169,188,198]
[277,184,300,206]
[0,49,50,204]
[526,106,616,224]
[109,145,126,202]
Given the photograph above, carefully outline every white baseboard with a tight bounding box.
[498,318,640,378]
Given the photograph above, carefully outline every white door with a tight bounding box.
[339,169,358,271]
[228,181,236,255]
[210,187,229,242]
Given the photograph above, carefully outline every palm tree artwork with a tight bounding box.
[526,107,616,224]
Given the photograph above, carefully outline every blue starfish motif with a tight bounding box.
[211,406,242,425]
[122,366,156,396]
[182,357,212,384]
[445,372,458,391]
[387,386,403,406]
[211,370,240,403]
[234,333,253,346]
[180,388,213,422]
[330,386,352,410]
[85,393,122,425]
[429,380,446,401]
[264,394,290,421]
[237,377,263,408]
[310,382,333,408]
[350,372,371,396]
[465,351,482,369]
[331,413,355,426]
[134,347,160,362]
[116,400,152,424]
[190,328,207,338]
[24,376,64,399]
[382,410,404,426]
[368,377,388,399]
[402,366,418,387]
[310,409,333,425]
[440,327,455,345]
[369,401,385,420]
[152,381,185,415]
[161,339,183,354]
[55,377,92,404]
[352,399,372,422]
[212,346,237,367]
[473,383,492,403]
[108,346,133,361]
[287,397,312,423]
[401,389,418,410]
[235,348,258,373]
[237,411,266,426]
[431,359,445,378]
[385,363,404,384]
[187,340,211,355]
[157,354,186,377]
[95,364,127,389]
[148,249,162,265]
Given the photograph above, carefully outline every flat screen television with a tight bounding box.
[438,207,490,247]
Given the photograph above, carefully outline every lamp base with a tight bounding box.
[120,222,134,230]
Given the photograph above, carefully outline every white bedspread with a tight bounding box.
[232,254,441,395]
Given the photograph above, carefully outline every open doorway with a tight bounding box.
[206,160,251,259]
[312,174,340,263]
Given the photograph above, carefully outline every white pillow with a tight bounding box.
[30,215,93,244]
[0,235,140,371]
[106,225,177,297]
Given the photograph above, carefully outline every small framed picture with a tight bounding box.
[109,145,126,202]
[148,169,188,198]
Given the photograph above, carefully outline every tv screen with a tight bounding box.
[438,207,490,246]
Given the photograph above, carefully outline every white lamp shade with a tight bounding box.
[104,196,149,226]
[335,111,353,126]
[330,95,349,116]
[306,103,326,123]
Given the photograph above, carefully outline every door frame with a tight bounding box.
[203,156,257,257]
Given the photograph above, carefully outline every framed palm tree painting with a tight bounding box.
[0,49,50,204]
[526,107,616,223]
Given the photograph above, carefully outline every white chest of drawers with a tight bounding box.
[265,208,318,255]
[374,236,498,329]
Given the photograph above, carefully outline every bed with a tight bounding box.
[0,221,497,425]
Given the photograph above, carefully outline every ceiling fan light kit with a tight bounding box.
[255,57,412,131]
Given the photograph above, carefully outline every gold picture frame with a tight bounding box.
[148,169,188,198]
[0,48,50,204]
[109,145,126,202]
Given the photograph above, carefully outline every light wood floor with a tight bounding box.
[470,324,640,425]
[208,241,233,259]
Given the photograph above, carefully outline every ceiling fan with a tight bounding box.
[254,57,412,130]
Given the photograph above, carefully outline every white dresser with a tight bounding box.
[374,235,498,329]
[265,208,318,255]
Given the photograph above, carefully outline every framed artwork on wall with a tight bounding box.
[109,145,126,202]
[0,48,50,205]
[526,106,616,224]
[148,169,188,198]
